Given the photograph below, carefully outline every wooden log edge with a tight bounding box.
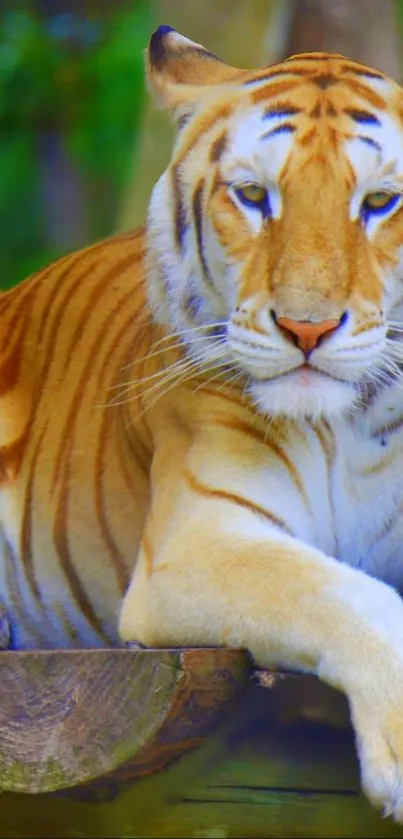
[0,648,250,794]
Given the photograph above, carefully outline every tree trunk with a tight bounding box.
[286,0,402,78]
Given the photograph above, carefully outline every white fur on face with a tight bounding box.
[347,109,403,237]
[221,106,295,230]
[147,88,403,422]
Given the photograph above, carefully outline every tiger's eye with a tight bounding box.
[237,184,268,205]
[364,191,396,210]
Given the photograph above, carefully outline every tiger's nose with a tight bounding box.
[274,315,342,354]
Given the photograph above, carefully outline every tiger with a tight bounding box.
[4,23,403,819]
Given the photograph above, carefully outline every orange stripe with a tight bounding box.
[53,453,111,642]
[195,382,247,408]
[310,421,335,472]
[0,293,34,352]
[210,415,310,511]
[38,233,141,341]
[340,60,385,79]
[0,318,25,396]
[184,468,293,535]
[38,251,93,342]
[344,78,386,110]
[1,260,98,472]
[210,130,227,163]
[96,304,150,393]
[243,67,311,85]
[251,80,299,104]
[20,426,47,601]
[117,419,149,490]
[52,283,145,493]
[0,427,30,483]
[63,251,144,376]
[351,321,380,337]
[94,411,130,594]
[3,535,40,644]
[298,127,318,148]
[175,103,232,166]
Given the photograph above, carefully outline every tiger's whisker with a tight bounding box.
[111,334,228,392]
[191,364,238,394]
[120,347,228,396]
[106,359,204,407]
[106,350,229,409]
[118,321,228,373]
[130,359,233,421]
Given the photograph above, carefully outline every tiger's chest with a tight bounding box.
[328,403,403,590]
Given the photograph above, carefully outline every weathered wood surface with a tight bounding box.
[1,673,403,837]
[0,647,249,794]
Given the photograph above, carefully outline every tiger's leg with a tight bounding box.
[120,501,403,821]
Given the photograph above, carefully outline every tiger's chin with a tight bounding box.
[250,368,357,421]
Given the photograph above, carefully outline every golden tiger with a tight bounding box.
[3,24,403,819]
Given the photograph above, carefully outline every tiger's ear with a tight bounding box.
[147,26,241,119]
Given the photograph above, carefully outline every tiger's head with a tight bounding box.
[146,26,403,421]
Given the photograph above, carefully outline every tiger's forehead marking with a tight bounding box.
[242,52,389,93]
[173,53,403,208]
[221,55,403,193]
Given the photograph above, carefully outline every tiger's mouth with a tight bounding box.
[249,362,353,386]
[247,361,359,420]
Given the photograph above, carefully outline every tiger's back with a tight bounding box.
[0,229,154,648]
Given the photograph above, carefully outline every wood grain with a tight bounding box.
[0,647,249,794]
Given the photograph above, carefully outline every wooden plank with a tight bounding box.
[203,720,359,793]
[137,796,403,838]
[126,687,403,838]
[0,680,402,837]
[184,679,356,795]
[115,685,403,838]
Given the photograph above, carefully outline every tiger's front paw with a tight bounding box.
[350,683,403,821]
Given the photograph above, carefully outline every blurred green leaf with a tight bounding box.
[0,129,43,288]
[66,0,152,186]
[0,1,153,287]
[0,10,62,125]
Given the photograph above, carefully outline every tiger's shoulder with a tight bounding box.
[3,227,148,316]
[0,228,156,456]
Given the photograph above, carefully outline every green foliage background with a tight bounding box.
[0,1,153,288]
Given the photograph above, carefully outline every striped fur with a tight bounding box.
[5,25,403,818]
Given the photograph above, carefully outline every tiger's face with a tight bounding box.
[147,28,403,420]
